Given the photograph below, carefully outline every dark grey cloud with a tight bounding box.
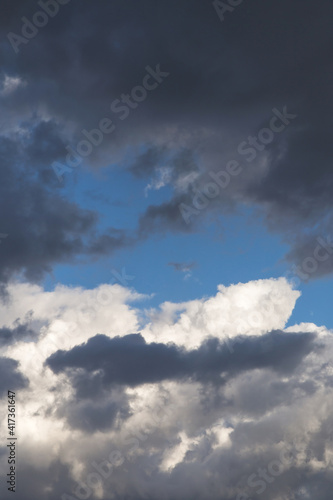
[129,147,200,185]
[0,357,29,397]
[284,232,333,281]
[57,395,130,433]
[2,460,78,500]
[1,0,333,276]
[128,146,167,178]
[24,119,69,186]
[139,196,197,235]
[46,330,316,388]
[0,321,36,347]
[48,369,132,432]
[0,132,131,292]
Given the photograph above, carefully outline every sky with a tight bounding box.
[0,1,333,499]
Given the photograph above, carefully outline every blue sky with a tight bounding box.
[45,163,332,330]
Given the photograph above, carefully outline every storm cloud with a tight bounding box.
[46,330,317,387]
[0,1,332,279]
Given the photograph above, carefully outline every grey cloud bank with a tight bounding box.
[1,0,333,280]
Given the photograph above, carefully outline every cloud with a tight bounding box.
[168,261,196,273]
[4,460,78,500]
[1,277,333,499]
[128,145,168,178]
[2,1,333,275]
[56,391,130,433]
[0,319,36,347]
[0,356,28,397]
[46,329,317,388]
[142,277,300,348]
[0,131,131,292]
[0,74,26,96]
[168,260,196,279]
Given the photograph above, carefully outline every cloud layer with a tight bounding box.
[0,277,333,500]
[0,0,333,284]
